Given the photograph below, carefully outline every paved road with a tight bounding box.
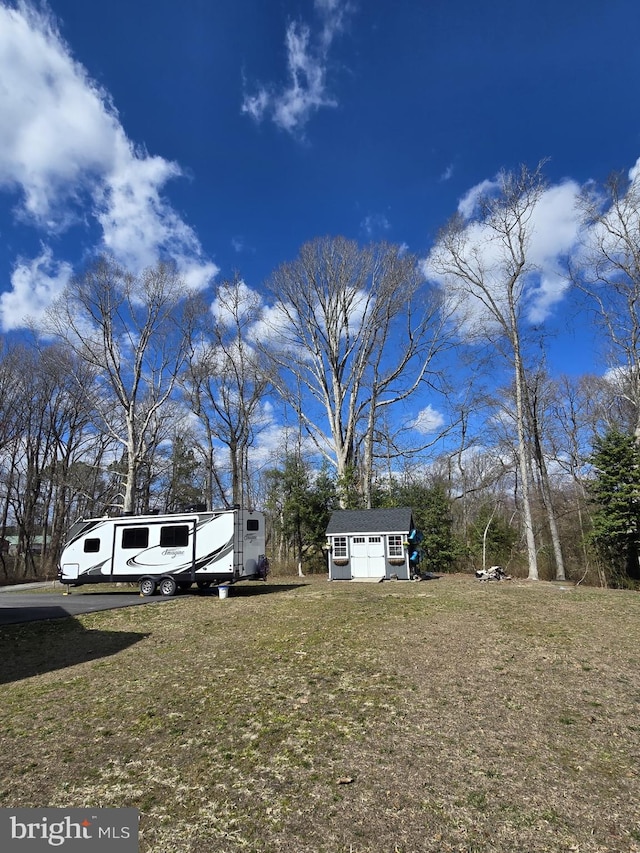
[0,587,175,626]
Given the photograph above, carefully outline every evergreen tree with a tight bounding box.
[589,429,640,585]
[379,479,462,573]
[418,482,461,573]
[165,436,202,512]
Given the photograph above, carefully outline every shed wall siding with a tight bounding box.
[328,532,411,580]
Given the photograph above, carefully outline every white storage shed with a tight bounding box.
[325,508,420,581]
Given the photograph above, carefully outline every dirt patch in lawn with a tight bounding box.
[0,575,639,852]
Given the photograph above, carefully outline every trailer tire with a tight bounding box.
[196,580,212,590]
[177,581,192,591]
[139,577,157,597]
[159,576,178,597]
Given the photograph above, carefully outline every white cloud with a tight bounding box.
[457,178,501,219]
[0,5,112,225]
[409,405,445,435]
[440,164,454,182]
[242,0,350,134]
[524,180,582,321]
[241,87,270,124]
[230,234,256,256]
[424,172,582,334]
[0,246,72,331]
[0,2,216,330]
[603,365,629,386]
[250,300,303,352]
[275,22,334,133]
[314,0,349,49]
[361,213,391,238]
[211,279,263,327]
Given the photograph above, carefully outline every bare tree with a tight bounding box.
[427,165,554,580]
[38,345,100,573]
[261,237,447,507]
[0,339,26,453]
[547,375,606,583]
[181,276,270,508]
[0,343,94,577]
[45,256,193,514]
[576,171,640,438]
[0,340,30,577]
[357,270,453,507]
[0,344,57,577]
[131,401,194,513]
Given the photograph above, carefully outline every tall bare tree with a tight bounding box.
[0,339,25,454]
[38,345,99,572]
[45,256,193,514]
[357,265,453,507]
[181,276,270,507]
[576,171,640,439]
[0,342,95,576]
[523,368,566,580]
[261,236,446,507]
[427,165,556,580]
[3,344,59,577]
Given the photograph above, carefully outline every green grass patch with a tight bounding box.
[0,575,639,852]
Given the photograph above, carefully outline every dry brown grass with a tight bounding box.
[0,574,639,852]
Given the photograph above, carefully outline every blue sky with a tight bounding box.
[1,0,640,383]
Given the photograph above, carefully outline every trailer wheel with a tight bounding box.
[196,579,212,590]
[139,577,157,597]
[177,581,192,591]
[159,576,178,597]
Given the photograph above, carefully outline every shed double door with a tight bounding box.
[350,535,385,578]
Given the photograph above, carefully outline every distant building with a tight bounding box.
[5,535,45,556]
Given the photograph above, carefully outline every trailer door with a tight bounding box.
[112,524,150,577]
[159,521,197,581]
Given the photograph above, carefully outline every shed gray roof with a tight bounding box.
[325,507,414,535]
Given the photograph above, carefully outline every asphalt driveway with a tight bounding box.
[0,586,174,626]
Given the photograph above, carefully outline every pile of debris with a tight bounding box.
[475,565,512,581]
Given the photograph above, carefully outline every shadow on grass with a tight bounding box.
[0,614,149,685]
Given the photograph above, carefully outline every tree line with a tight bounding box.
[1,164,639,587]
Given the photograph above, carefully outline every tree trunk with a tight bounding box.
[123,435,137,514]
[513,350,538,580]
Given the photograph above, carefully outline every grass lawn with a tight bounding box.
[0,574,639,852]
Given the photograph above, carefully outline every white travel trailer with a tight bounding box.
[58,507,267,596]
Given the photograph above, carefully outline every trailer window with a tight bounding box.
[84,538,100,553]
[122,527,149,549]
[160,525,189,547]
[246,519,259,531]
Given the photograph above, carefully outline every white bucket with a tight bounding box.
[218,585,229,599]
